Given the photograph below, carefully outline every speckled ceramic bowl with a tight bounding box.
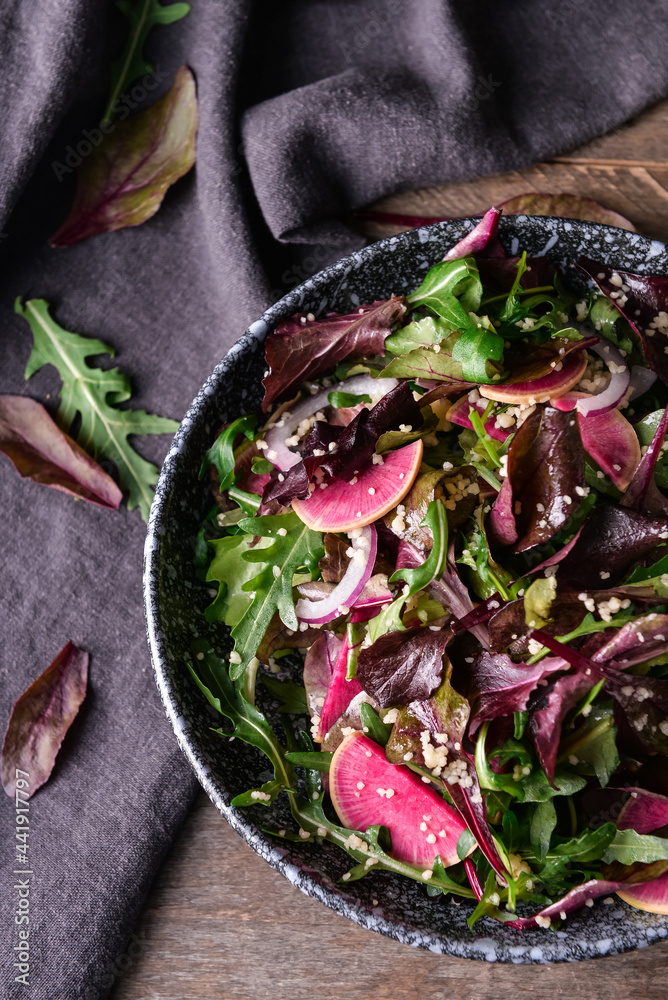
[144,216,668,963]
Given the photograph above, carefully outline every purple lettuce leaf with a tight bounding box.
[498,193,635,231]
[256,610,323,662]
[1,641,88,798]
[592,613,668,665]
[443,208,503,261]
[319,381,423,481]
[489,405,585,553]
[468,652,569,735]
[576,258,668,387]
[487,476,518,548]
[50,66,197,248]
[527,671,595,782]
[0,395,122,510]
[505,878,627,929]
[454,593,507,634]
[357,626,452,708]
[477,255,557,294]
[319,532,351,582]
[555,504,668,590]
[617,788,668,834]
[488,595,589,656]
[261,421,342,506]
[262,297,406,411]
[621,405,668,515]
[503,336,598,386]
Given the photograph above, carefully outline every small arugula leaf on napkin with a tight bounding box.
[228,511,325,678]
[16,298,179,520]
[1,642,88,799]
[103,0,191,125]
[50,66,197,247]
[0,395,122,509]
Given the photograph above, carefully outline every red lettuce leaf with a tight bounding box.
[576,258,668,387]
[443,208,503,261]
[489,405,586,553]
[555,504,668,590]
[468,652,568,734]
[477,255,556,293]
[527,671,595,782]
[262,297,406,411]
[1,641,88,798]
[617,788,668,834]
[487,476,518,548]
[497,193,635,231]
[621,405,668,514]
[303,631,341,720]
[502,337,598,386]
[592,613,668,665]
[319,533,351,582]
[488,595,589,657]
[357,626,451,708]
[505,878,628,930]
[50,66,197,248]
[0,395,122,509]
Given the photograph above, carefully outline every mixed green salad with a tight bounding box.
[190,209,668,929]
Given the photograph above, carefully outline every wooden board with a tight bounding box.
[111,98,668,1000]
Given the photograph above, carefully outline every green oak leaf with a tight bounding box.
[16,297,179,520]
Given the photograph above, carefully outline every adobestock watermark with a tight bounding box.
[267,241,341,304]
[51,66,169,182]
[11,769,32,989]
[337,0,403,64]
[79,930,148,999]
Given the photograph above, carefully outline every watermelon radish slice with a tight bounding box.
[550,391,640,490]
[292,440,423,532]
[447,394,510,442]
[316,632,363,743]
[329,731,470,868]
[479,350,587,405]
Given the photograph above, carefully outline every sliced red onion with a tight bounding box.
[263,375,398,471]
[628,364,657,402]
[295,524,377,624]
[574,341,630,418]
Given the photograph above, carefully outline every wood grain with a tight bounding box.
[112,97,668,999]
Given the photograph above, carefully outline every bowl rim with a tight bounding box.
[144,214,668,963]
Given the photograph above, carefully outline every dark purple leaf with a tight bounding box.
[488,595,589,656]
[502,336,598,386]
[50,67,197,247]
[576,258,668,387]
[556,504,668,590]
[262,297,406,411]
[0,395,122,509]
[498,193,635,231]
[487,476,518,548]
[256,611,323,662]
[592,613,668,665]
[319,533,351,582]
[454,593,506,634]
[528,671,596,782]
[490,405,585,553]
[505,878,627,929]
[468,652,569,734]
[303,631,342,721]
[1,641,88,798]
[357,626,451,708]
[477,255,557,293]
[621,406,668,514]
[319,381,423,481]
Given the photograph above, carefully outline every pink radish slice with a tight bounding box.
[550,391,640,490]
[263,376,398,471]
[574,341,630,417]
[447,394,510,442]
[329,732,470,868]
[295,525,377,624]
[292,440,424,532]
[479,351,587,405]
[315,634,363,743]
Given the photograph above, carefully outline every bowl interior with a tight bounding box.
[145,215,668,962]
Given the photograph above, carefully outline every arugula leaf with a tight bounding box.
[530,800,557,862]
[634,411,668,490]
[205,534,268,625]
[51,67,197,247]
[520,768,587,803]
[407,257,482,319]
[229,511,324,678]
[103,0,191,125]
[327,390,372,408]
[550,823,616,864]
[261,675,308,715]
[284,751,333,771]
[187,640,295,791]
[558,704,618,788]
[200,415,257,489]
[589,295,635,357]
[626,551,668,585]
[457,829,477,861]
[359,702,392,746]
[16,298,179,520]
[389,500,448,596]
[603,829,668,865]
[231,778,285,808]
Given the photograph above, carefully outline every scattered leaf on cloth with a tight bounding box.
[0,395,122,509]
[496,193,635,231]
[15,298,179,520]
[50,65,197,247]
[1,641,88,799]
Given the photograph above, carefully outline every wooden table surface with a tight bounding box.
[112,99,668,1000]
